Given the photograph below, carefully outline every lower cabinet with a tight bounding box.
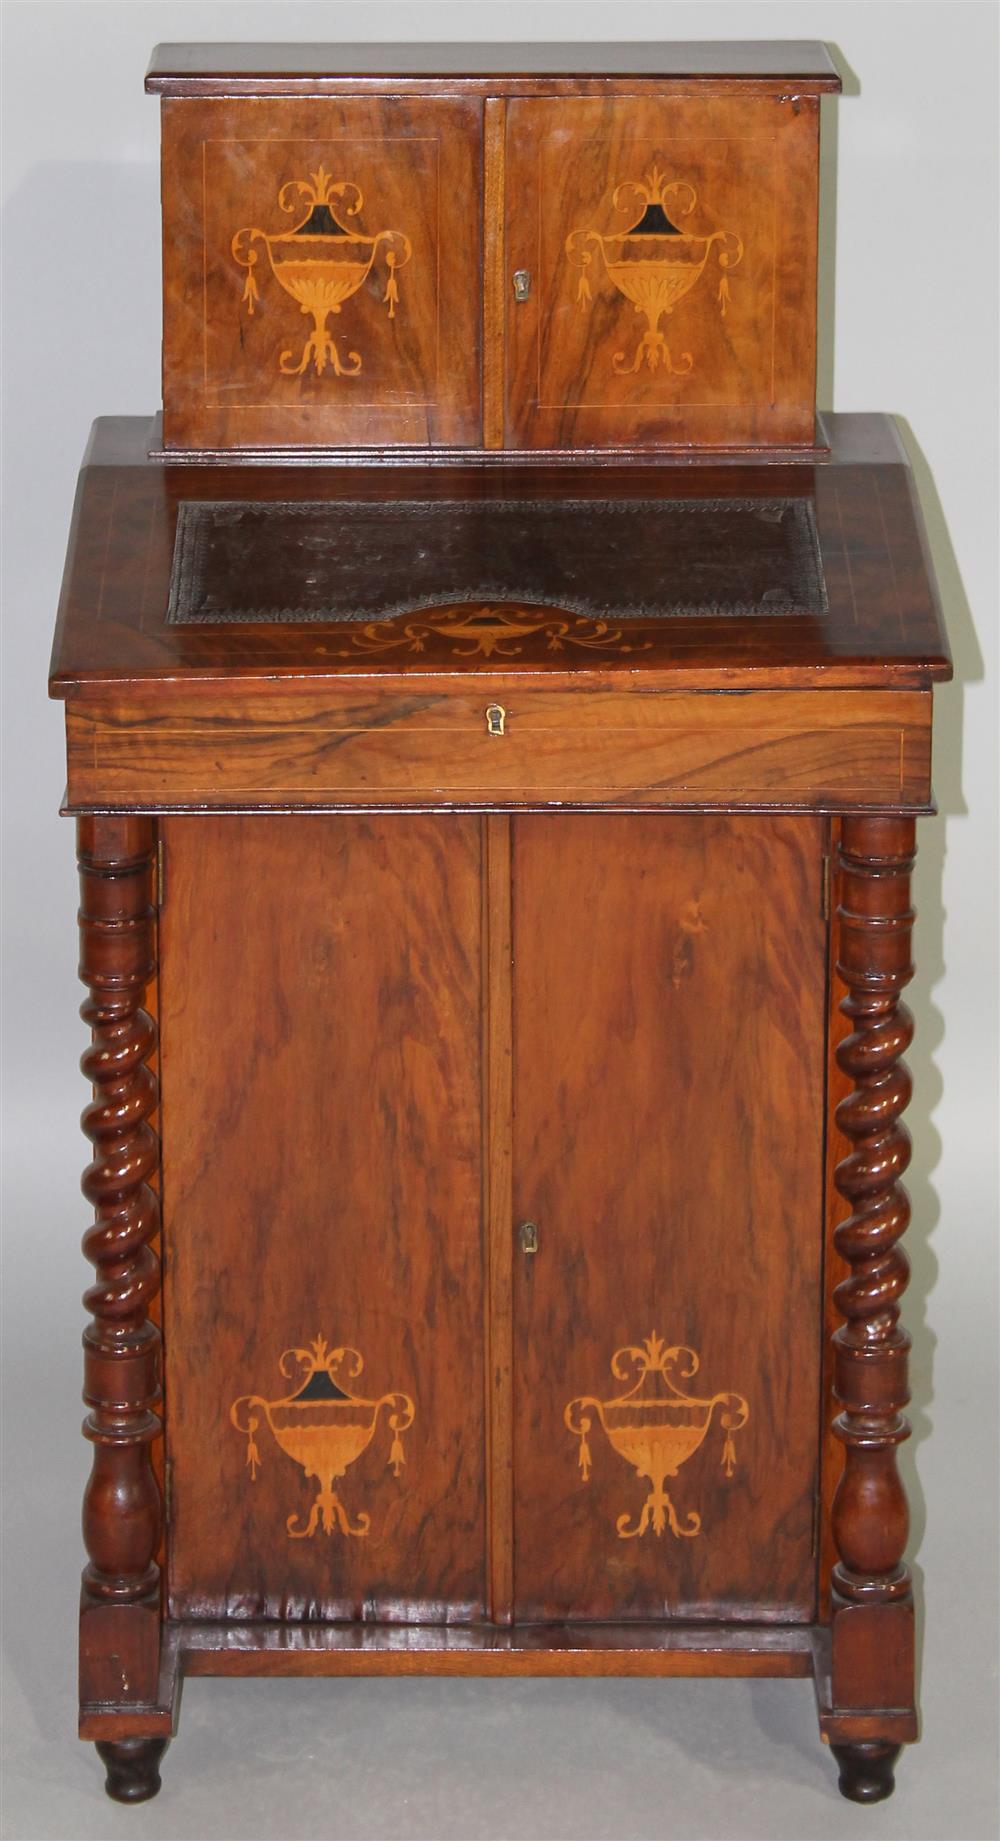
[158,810,828,1628]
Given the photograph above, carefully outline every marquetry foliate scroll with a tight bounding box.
[828,817,917,1756]
[78,817,163,1704]
[232,166,412,379]
[566,166,743,377]
[327,606,650,659]
[230,1337,415,1539]
[565,1334,748,1539]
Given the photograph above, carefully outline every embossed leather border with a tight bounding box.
[166,496,829,626]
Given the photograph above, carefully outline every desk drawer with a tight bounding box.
[65,687,931,810]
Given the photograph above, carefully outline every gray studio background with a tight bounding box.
[2,4,997,1839]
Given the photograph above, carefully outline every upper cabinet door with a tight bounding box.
[161,98,482,450]
[504,95,819,451]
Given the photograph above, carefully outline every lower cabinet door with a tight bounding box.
[510,813,828,1622]
[159,814,487,1622]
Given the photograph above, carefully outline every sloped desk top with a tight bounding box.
[49,414,949,695]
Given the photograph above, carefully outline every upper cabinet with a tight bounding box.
[149,46,840,455]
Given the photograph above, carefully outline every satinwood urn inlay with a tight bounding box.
[565,1334,749,1540]
[230,1337,415,1539]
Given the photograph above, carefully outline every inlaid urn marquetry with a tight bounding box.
[565,166,743,376]
[232,167,412,378]
[230,1337,415,1538]
[565,1334,749,1539]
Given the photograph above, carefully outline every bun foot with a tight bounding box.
[95,1736,169,1803]
[830,1740,902,1803]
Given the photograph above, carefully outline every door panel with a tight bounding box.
[511,813,826,1621]
[162,97,482,449]
[505,95,818,450]
[160,814,486,1621]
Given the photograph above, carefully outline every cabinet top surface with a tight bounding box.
[146,40,842,92]
[49,414,949,697]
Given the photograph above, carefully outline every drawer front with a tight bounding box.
[65,687,932,810]
[161,97,482,450]
[505,94,819,450]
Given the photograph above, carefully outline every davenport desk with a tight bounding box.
[49,44,951,1807]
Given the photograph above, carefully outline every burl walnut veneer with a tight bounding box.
[49,43,951,1809]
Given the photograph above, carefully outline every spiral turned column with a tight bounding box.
[77,816,168,1802]
[827,814,918,1803]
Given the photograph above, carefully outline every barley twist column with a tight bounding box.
[77,815,168,1802]
[827,813,918,1804]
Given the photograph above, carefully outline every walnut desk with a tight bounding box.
[49,42,951,1811]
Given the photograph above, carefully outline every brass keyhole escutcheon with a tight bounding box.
[512,269,532,302]
[518,1220,539,1256]
[486,703,506,737]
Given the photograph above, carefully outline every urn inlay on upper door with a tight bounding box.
[231,166,413,380]
[504,95,820,450]
[160,97,482,449]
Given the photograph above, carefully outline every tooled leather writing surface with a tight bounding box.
[165,496,828,627]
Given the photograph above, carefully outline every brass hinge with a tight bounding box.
[821,852,831,921]
[156,835,165,908]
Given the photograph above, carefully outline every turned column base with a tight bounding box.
[830,1739,902,1804]
[95,1736,169,1803]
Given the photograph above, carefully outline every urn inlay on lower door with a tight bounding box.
[230,1335,416,1540]
[564,1332,750,1541]
[158,813,487,1621]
